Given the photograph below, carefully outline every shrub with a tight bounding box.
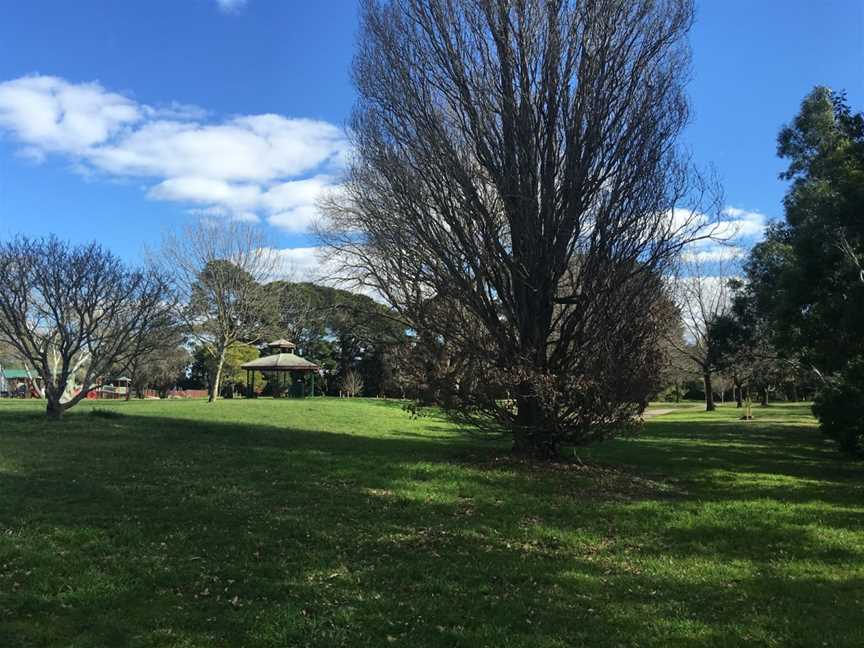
[812,357,864,456]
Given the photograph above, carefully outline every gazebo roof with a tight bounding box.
[267,339,296,349]
[241,352,319,372]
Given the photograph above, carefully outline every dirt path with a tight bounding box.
[642,404,701,419]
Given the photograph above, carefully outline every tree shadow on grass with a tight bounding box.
[0,412,594,646]
[0,405,862,646]
[584,406,864,505]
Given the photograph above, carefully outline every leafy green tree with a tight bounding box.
[813,359,864,454]
[265,281,407,396]
[266,281,330,358]
[748,88,863,372]
[743,87,864,452]
[221,343,265,397]
[190,342,264,398]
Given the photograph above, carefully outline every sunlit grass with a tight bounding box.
[0,398,861,647]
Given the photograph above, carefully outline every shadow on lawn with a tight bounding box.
[0,411,596,645]
[590,405,864,500]
[0,405,862,646]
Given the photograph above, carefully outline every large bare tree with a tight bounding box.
[667,254,736,411]
[320,0,717,456]
[160,220,276,402]
[0,236,173,418]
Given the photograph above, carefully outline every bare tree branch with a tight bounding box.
[159,220,277,402]
[0,236,175,417]
[318,0,717,456]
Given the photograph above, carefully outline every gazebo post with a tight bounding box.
[251,370,255,398]
[311,372,315,397]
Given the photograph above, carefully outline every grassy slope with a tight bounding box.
[0,399,861,647]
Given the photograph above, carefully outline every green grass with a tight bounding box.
[0,398,861,647]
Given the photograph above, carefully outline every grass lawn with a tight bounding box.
[0,398,861,647]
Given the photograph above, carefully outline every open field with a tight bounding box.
[0,399,861,647]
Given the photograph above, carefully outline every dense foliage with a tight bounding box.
[813,358,864,454]
[740,87,864,452]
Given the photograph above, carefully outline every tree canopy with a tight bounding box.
[746,88,864,374]
[739,87,864,452]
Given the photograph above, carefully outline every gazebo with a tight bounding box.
[241,339,320,398]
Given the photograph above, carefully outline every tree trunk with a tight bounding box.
[512,380,557,459]
[46,397,65,419]
[791,383,799,402]
[734,376,743,408]
[760,386,769,407]
[674,380,680,403]
[209,346,227,403]
[511,307,556,459]
[703,372,715,412]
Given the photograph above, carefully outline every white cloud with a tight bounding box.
[670,205,770,246]
[215,0,248,13]
[266,246,333,284]
[262,175,335,232]
[681,246,745,264]
[671,205,770,282]
[718,206,770,239]
[0,75,347,231]
[668,207,708,233]
[0,76,141,153]
[89,116,345,182]
[266,246,386,302]
[148,177,262,208]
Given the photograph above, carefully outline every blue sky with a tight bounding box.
[0,0,861,276]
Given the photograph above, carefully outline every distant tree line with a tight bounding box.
[180,280,410,399]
